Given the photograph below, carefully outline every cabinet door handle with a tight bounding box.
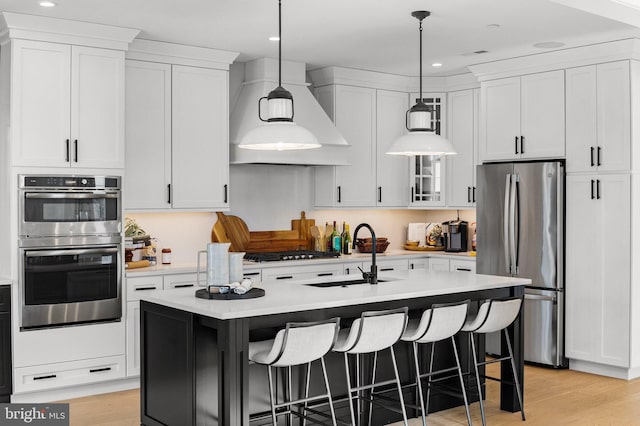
[410,263,415,270]
[135,286,158,291]
[378,186,382,203]
[380,267,394,272]
[515,136,519,154]
[590,179,595,200]
[167,184,171,204]
[520,135,524,154]
[317,272,333,277]
[65,139,70,162]
[276,276,293,280]
[74,139,78,162]
[472,186,476,203]
[89,367,112,373]
[337,186,341,203]
[33,374,57,381]
[597,147,602,167]
[596,179,601,199]
[173,284,194,288]
[345,267,351,274]
[243,272,260,277]
[223,184,228,204]
[411,187,414,202]
[467,187,471,203]
[590,147,595,167]
[456,267,472,272]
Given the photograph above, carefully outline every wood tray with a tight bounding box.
[195,287,265,300]
[403,244,445,251]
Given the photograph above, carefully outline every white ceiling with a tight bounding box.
[1,0,639,76]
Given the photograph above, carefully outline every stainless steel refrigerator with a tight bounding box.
[477,161,567,368]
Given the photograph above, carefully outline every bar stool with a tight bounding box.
[462,297,525,426]
[249,318,340,425]
[332,307,409,426]
[400,300,472,426]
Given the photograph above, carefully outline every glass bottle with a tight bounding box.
[342,222,352,255]
[331,221,341,253]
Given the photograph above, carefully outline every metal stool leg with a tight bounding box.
[320,357,338,426]
[504,329,526,421]
[425,340,435,416]
[389,346,409,426]
[268,366,278,425]
[470,332,487,426]
[412,342,427,426]
[302,362,311,426]
[367,351,378,426]
[451,336,472,426]
[287,366,293,426]
[344,353,357,426]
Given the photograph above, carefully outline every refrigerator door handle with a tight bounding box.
[514,174,521,275]
[504,174,512,274]
[509,173,517,276]
[524,293,557,302]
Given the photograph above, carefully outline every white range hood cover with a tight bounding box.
[230,58,350,166]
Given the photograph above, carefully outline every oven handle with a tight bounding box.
[25,192,119,199]
[25,247,119,257]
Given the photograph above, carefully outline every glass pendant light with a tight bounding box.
[387,11,456,156]
[238,0,320,151]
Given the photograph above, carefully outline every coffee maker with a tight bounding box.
[442,219,468,252]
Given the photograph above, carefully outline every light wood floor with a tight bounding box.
[59,363,640,425]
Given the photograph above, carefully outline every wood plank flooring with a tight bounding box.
[58,363,640,425]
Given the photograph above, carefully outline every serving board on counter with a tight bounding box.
[212,211,314,252]
[403,245,445,251]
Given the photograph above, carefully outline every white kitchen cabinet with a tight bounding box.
[429,258,450,272]
[565,174,630,367]
[446,89,479,207]
[10,39,125,168]
[314,86,409,208]
[262,264,344,284]
[566,62,630,173]
[125,276,162,377]
[409,93,447,207]
[450,258,476,273]
[409,258,429,271]
[376,90,410,206]
[361,258,409,274]
[480,70,565,162]
[124,61,230,210]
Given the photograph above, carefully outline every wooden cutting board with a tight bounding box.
[212,212,250,252]
[291,211,315,250]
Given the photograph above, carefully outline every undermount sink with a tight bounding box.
[305,279,387,288]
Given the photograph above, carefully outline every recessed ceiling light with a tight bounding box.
[533,41,565,49]
[268,36,280,41]
[432,63,443,67]
[39,1,56,7]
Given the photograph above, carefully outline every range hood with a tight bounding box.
[230,58,350,166]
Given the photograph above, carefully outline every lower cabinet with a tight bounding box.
[0,286,11,401]
[429,258,451,272]
[261,264,343,284]
[14,356,125,393]
[450,259,477,273]
[409,258,429,271]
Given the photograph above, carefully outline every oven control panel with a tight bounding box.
[22,175,120,189]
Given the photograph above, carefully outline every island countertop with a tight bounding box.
[138,269,530,320]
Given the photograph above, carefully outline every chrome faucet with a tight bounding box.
[352,223,377,284]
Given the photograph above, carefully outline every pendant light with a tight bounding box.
[238,0,320,151]
[386,11,456,156]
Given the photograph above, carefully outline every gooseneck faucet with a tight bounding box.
[352,223,377,284]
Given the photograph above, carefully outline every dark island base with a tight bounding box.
[140,286,524,425]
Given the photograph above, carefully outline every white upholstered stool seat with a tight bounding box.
[249,318,340,425]
[400,300,472,426]
[332,307,409,426]
[462,298,525,426]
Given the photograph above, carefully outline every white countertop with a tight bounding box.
[126,249,476,277]
[137,269,528,320]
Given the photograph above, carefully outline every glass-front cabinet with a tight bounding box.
[409,93,446,207]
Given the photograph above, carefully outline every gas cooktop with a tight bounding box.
[244,250,341,262]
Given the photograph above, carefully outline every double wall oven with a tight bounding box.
[18,175,122,330]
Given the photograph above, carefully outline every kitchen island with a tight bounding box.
[138,269,529,426]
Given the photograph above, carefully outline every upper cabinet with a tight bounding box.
[446,88,479,208]
[479,70,565,162]
[314,84,409,208]
[409,94,447,207]
[10,40,125,168]
[123,40,238,211]
[566,61,630,174]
